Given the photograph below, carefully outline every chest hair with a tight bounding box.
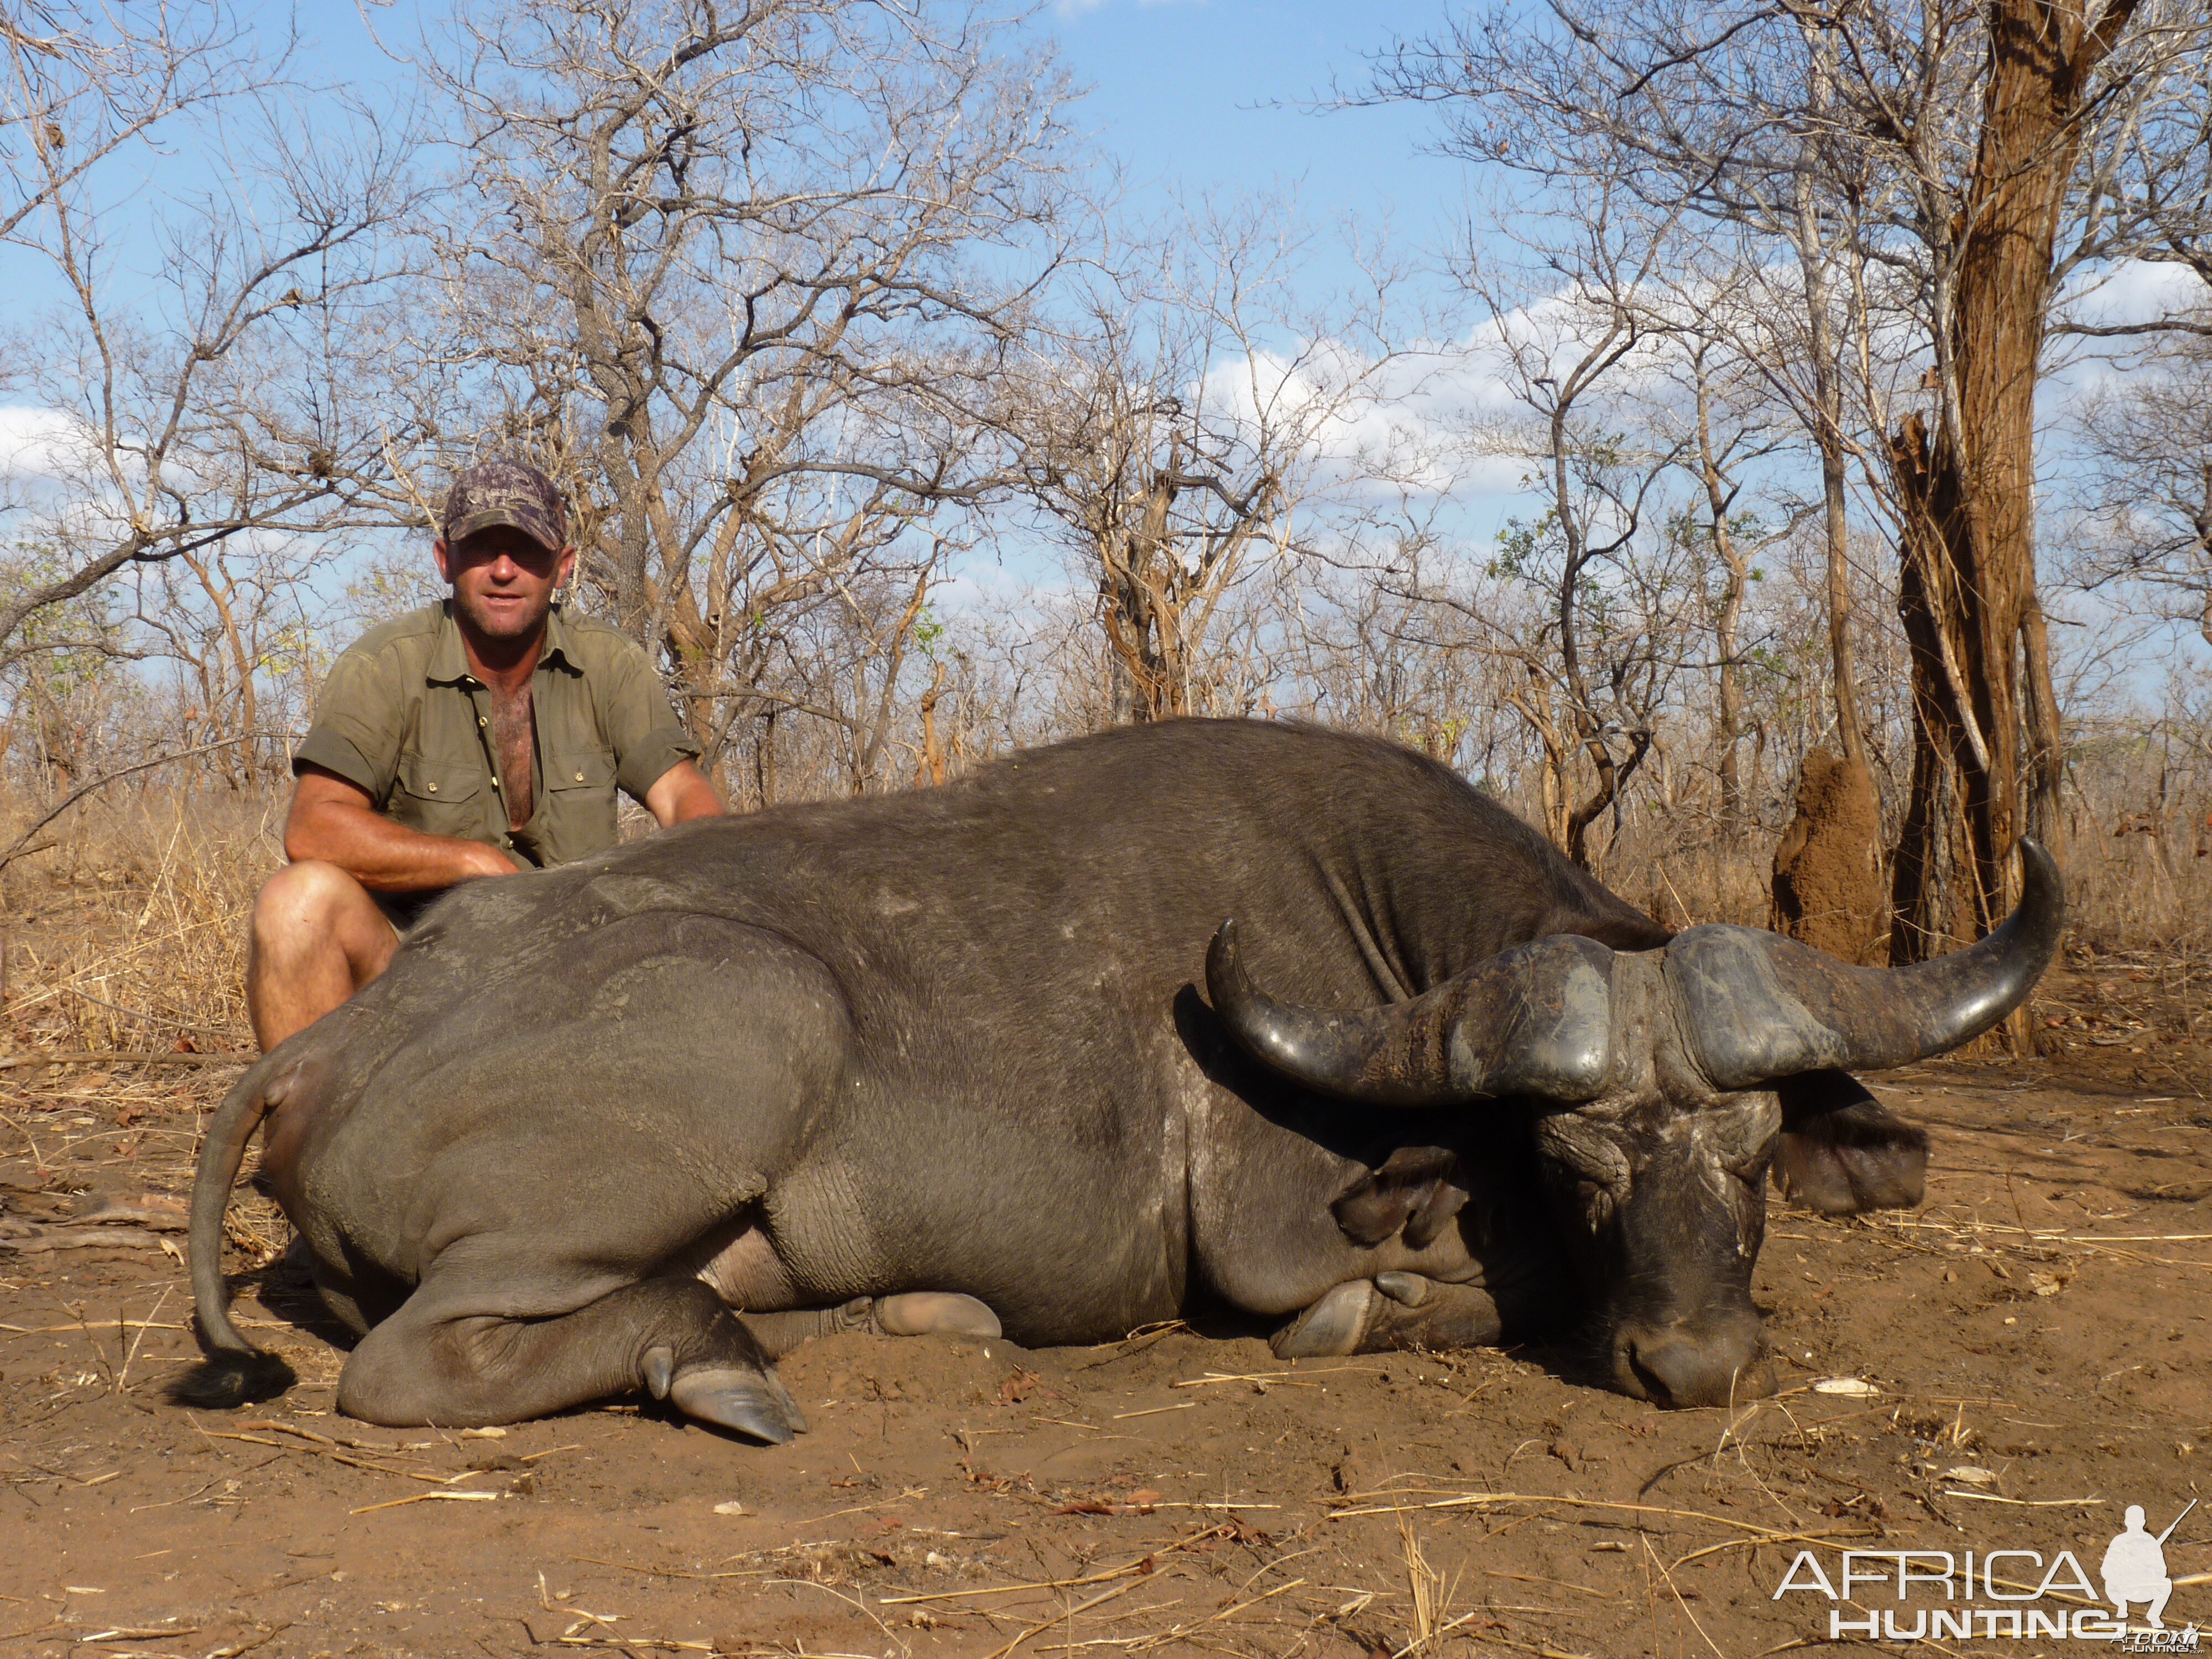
[487,684,535,830]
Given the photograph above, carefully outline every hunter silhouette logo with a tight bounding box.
[2105,1501,2194,1631]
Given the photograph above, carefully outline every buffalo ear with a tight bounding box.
[1772,1069,1928,1215]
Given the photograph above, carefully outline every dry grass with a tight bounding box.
[2,785,280,1057]
[1602,801,2212,952]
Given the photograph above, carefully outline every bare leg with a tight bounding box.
[248,861,401,1050]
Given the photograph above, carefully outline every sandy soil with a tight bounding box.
[3,952,2208,1658]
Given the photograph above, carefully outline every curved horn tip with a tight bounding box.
[1997,837,2065,957]
[1204,918,1243,997]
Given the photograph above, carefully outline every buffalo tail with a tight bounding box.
[170,1057,296,1407]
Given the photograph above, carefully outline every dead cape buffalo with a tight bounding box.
[186,719,2060,1435]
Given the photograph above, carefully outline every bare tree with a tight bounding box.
[0,4,421,670]
[2072,301,2212,651]
[1365,2,1893,785]
[1429,175,1698,867]
[408,0,1076,782]
[1656,324,1808,830]
[1853,0,2164,965]
[2,1,264,244]
[998,198,1426,725]
[1370,0,2212,982]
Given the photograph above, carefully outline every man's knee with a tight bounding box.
[253,860,372,953]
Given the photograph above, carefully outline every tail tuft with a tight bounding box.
[167,1348,296,1408]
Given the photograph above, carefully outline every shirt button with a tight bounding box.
[574,770,585,782]
[426,781,437,793]
[478,717,487,728]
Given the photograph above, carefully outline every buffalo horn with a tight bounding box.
[1204,920,1616,1106]
[1668,838,2064,1091]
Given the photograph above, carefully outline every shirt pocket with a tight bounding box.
[541,749,620,863]
[390,749,488,842]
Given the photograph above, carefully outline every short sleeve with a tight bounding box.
[294,645,406,803]
[599,639,702,801]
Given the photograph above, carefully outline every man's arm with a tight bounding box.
[643,758,725,828]
[285,765,520,889]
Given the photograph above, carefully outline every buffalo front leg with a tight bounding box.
[337,1276,807,1443]
[1271,1274,1504,1359]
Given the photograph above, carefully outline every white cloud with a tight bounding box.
[2060,259,2203,332]
[0,404,85,484]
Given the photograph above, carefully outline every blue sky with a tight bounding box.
[9,0,2199,688]
[308,0,1469,223]
[1039,0,1467,281]
[278,1,1472,297]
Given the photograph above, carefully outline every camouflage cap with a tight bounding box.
[440,457,568,554]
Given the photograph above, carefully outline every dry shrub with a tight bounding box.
[2062,822,2212,953]
[1564,726,2210,961]
[1,785,282,1055]
[2051,729,2212,954]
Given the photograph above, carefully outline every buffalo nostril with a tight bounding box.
[1614,1318,1772,1409]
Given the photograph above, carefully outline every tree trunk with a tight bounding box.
[1693,374,1750,830]
[1794,19,1870,775]
[1886,0,2135,987]
[1819,442,1866,768]
[919,661,949,787]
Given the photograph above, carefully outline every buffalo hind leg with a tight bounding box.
[1271,1274,1502,1359]
[338,1276,807,1443]
[741,1293,1002,1362]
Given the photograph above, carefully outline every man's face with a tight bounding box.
[434,526,576,644]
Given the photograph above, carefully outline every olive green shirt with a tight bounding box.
[293,601,699,869]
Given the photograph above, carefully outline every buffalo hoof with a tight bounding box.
[875,1292,1001,1339]
[643,1345,810,1444]
[1365,1274,1503,1350]
[1271,1279,1377,1359]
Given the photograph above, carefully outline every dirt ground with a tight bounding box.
[3,950,2209,1659]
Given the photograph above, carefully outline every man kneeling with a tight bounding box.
[249,458,723,1051]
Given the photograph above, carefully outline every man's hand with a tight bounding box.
[286,766,522,889]
[644,759,724,828]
